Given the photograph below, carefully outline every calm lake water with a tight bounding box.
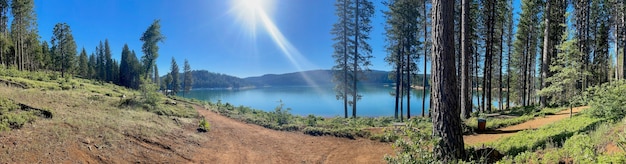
[180,85,501,117]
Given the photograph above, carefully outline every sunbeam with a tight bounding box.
[230,0,323,92]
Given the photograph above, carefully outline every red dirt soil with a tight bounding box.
[191,105,394,163]
[463,106,588,145]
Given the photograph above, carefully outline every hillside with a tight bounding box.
[0,69,392,163]
[187,70,253,89]
[175,69,430,89]
[244,70,429,87]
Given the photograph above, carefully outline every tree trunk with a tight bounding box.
[352,0,360,118]
[541,0,551,109]
[406,44,411,119]
[343,0,349,119]
[431,0,465,161]
[423,0,428,117]
[460,0,471,119]
[395,46,401,119]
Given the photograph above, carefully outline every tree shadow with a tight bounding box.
[475,129,527,134]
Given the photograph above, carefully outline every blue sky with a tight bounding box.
[35,0,522,78]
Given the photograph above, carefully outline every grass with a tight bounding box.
[465,106,565,131]
[174,96,400,140]
[0,68,206,162]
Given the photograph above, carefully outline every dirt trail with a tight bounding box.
[464,106,588,146]
[190,105,393,163]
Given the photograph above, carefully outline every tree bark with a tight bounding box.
[460,0,471,119]
[431,0,465,161]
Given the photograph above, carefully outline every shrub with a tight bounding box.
[0,111,37,129]
[586,80,626,121]
[272,100,292,126]
[0,97,20,114]
[384,119,439,163]
[198,117,210,132]
[139,78,161,108]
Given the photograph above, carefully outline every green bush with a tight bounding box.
[384,119,438,163]
[198,117,210,132]
[0,111,37,130]
[586,80,626,121]
[0,97,20,114]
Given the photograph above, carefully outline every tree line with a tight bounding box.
[332,0,626,161]
[0,0,193,95]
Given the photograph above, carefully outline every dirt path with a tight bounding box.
[190,105,393,163]
[464,106,588,146]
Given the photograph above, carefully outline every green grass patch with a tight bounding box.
[489,114,602,157]
[465,106,565,131]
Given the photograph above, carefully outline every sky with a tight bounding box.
[34,0,522,78]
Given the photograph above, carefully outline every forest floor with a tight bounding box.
[463,106,588,146]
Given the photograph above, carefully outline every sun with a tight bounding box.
[230,0,273,35]
[228,0,322,92]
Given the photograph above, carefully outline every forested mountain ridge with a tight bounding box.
[182,69,430,89]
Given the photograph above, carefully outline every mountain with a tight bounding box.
[185,70,253,89]
[178,69,429,89]
[244,70,400,87]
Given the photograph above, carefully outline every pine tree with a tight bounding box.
[170,57,180,96]
[78,47,88,77]
[50,23,76,78]
[141,20,165,80]
[183,59,193,96]
[539,28,582,107]
[461,0,471,118]
[11,0,36,71]
[331,0,351,118]
[104,39,113,82]
[511,0,541,106]
[0,0,9,67]
[331,0,374,118]
[119,44,131,88]
[431,0,465,161]
[88,53,96,79]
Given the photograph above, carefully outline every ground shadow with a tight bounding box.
[475,129,528,134]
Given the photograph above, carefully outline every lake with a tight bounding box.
[180,85,503,117]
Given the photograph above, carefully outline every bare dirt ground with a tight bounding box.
[191,105,393,163]
[0,85,392,163]
[463,106,588,146]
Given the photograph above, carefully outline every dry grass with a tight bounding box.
[0,74,205,163]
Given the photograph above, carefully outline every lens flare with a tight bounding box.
[229,0,322,91]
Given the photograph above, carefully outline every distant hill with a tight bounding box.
[185,70,253,89]
[181,69,429,89]
[244,70,425,87]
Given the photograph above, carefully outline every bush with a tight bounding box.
[586,80,626,121]
[0,97,20,114]
[198,117,210,132]
[0,111,37,130]
[384,119,438,163]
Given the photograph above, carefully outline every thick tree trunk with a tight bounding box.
[460,0,471,119]
[431,0,465,161]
